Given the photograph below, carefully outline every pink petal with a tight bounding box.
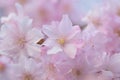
[43,39,57,47]
[42,25,59,39]
[67,28,80,41]
[58,15,72,35]
[15,3,24,16]
[26,28,44,44]
[26,44,41,57]
[108,53,120,73]
[64,43,77,59]
[47,46,63,55]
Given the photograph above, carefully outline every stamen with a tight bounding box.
[57,38,65,45]
[17,37,26,47]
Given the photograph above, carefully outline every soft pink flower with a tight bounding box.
[39,55,66,80]
[55,0,82,25]
[51,51,96,80]
[23,0,56,27]
[0,4,44,60]
[9,56,42,80]
[0,55,11,80]
[42,15,81,58]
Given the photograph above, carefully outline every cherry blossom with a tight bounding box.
[42,15,81,58]
[0,4,44,60]
[0,1,120,80]
[9,57,42,80]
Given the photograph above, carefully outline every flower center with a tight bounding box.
[48,63,55,72]
[117,8,120,16]
[88,16,102,26]
[0,62,5,72]
[45,63,56,77]
[23,74,34,80]
[17,37,26,47]
[57,38,65,45]
[72,68,81,77]
[38,8,48,21]
[63,4,71,12]
[114,28,120,37]
[18,0,27,5]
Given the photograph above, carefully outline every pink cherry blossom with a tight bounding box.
[42,15,81,58]
[0,55,12,80]
[0,4,44,60]
[24,0,56,27]
[9,56,42,80]
[0,0,120,80]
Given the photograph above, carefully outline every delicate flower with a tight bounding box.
[0,4,44,60]
[56,51,96,80]
[0,55,11,80]
[9,57,42,80]
[55,0,82,25]
[42,15,81,58]
[24,0,56,27]
[38,56,66,80]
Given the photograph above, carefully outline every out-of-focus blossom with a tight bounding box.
[9,57,42,80]
[24,0,56,27]
[0,55,11,80]
[107,53,120,78]
[55,0,83,25]
[0,0,83,27]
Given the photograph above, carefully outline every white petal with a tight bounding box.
[18,17,33,34]
[0,24,18,37]
[43,39,57,47]
[27,28,44,44]
[67,30,80,41]
[59,15,72,35]
[109,53,120,73]
[19,17,33,29]
[26,44,41,57]
[64,44,77,59]
[47,46,62,55]
[42,25,58,39]
[1,13,16,23]
[15,3,24,16]
[82,25,98,41]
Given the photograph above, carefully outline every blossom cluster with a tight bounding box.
[0,0,82,27]
[0,0,120,80]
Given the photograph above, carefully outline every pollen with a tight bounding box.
[17,37,26,47]
[19,38,26,44]
[57,38,65,45]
